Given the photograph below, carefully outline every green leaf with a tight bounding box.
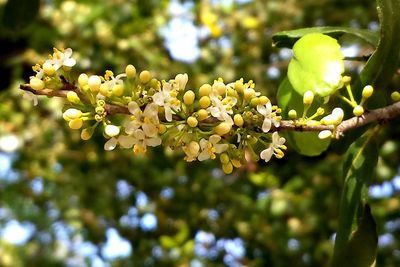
[332,132,378,267]
[273,26,379,48]
[1,0,40,31]
[355,0,400,92]
[288,33,345,97]
[277,77,331,156]
[332,205,378,267]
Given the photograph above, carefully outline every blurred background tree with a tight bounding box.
[0,0,399,266]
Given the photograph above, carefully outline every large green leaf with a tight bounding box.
[277,77,330,156]
[355,0,400,92]
[273,26,379,48]
[332,205,377,267]
[288,33,345,97]
[332,132,378,267]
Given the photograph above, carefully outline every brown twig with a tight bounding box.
[20,84,400,139]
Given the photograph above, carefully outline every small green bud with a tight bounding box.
[362,85,374,99]
[67,91,81,104]
[220,153,230,164]
[288,109,297,119]
[391,91,400,102]
[316,107,325,116]
[222,162,233,174]
[250,97,260,107]
[353,105,364,117]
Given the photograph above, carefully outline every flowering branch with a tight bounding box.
[19,83,400,139]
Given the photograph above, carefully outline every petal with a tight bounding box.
[262,118,272,133]
[198,151,210,161]
[256,105,266,115]
[260,148,273,162]
[128,101,140,115]
[209,135,221,144]
[118,135,135,148]
[104,138,118,151]
[272,132,280,144]
[64,58,76,67]
[165,107,173,122]
[215,144,228,154]
[64,48,73,57]
[152,92,164,106]
[142,123,157,137]
[146,137,162,147]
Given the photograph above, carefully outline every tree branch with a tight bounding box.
[20,84,400,139]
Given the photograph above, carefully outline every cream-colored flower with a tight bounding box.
[198,135,228,161]
[207,95,237,125]
[126,102,159,137]
[48,48,76,70]
[260,132,286,162]
[152,81,181,122]
[257,102,280,133]
[182,141,200,162]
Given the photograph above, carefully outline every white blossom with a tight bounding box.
[257,102,280,133]
[260,132,286,162]
[152,81,181,122]
[207,95,237,125]
[198,135,228,161]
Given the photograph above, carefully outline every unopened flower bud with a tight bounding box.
[362,85,374,99]
[29,77,45,90]
[105,124,120,137]
[213,81,226,95]
[215,122,232,136]
[199,84,212,96]
[390,91,400,102]
[187,116,198,127]
[139,70,151,84]
[176,73,188,90]
[316,107,325,116]
[78,73,89,87]
[199,96,211,108]
[259,96,269,105]
[222,162,233,174]
[68,118,83,129]
[112,84,124,97]
[88,75,101,92]
[288,109,297,119]
[234,80,244,93]
[231,159,242,168]
[342,76,352,84]
[250,97,260,107]
[353,105,364,117]
[303,90,314,105]
[183,90,195,105]
[197,109,209,121]
[125,64,136,79]
[234,114,244,127]
[220,153,230,164]
[332,108,344,123]
[244,88,255,100]
[188,141,200,155]
[318,130,332,139]
[81,128,93,140]
[63,108,82,120]
[67,91,81,104]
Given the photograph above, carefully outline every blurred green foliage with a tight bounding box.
[0,0,399,266]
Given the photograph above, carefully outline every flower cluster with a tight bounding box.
[25,48,291,174]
